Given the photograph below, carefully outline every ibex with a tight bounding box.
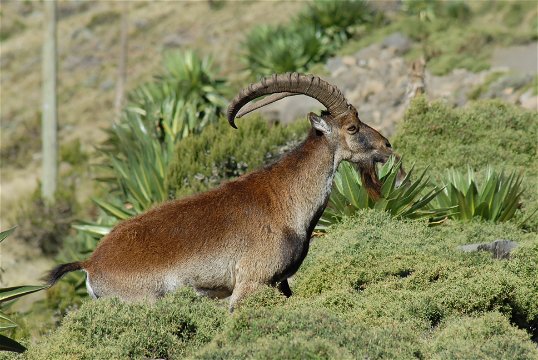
[47,73,399,310]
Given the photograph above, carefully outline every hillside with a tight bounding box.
[0,0,304,289]
[19,211,538,358]
[1,1,537,358]
[0,0,303,213]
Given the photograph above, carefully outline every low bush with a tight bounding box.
[23,212,538,358]
[393,97,538,228]
[166,116,308,197]
[22,289,227,359]
[402,0,471,23]
[13,185,77,255]
[394,1,534,75]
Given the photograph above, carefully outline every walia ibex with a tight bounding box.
[47,73,400,310]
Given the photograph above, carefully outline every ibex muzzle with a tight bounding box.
[47,73,401,310]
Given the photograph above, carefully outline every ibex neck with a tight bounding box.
[272,129,338,235]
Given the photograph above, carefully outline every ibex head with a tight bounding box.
[228,72,399,199]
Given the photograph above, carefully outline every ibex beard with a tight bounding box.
[45,73,404,311]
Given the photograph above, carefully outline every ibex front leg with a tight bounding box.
[277,279,292,297]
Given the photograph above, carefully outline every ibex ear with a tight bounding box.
[308,112,332,135]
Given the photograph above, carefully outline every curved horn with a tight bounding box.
[227,72,350,128]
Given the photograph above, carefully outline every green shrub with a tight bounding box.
[241,24,326,76]
[14,185,77,255]
[316,157,450,231]
[166,116,308,197]
[196,307,422,359]
[86,10,120,30]
[402,0,471,23]
[396,1,537,75]
[23,212,538,358]
[242,0,381,77]
[59,139,88,166]
[427,312,538,359]
[24,289,227,359]
[393,97,538,228]
[296,0,381,46]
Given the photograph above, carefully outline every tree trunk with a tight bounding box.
[114,2,129,121]
[42,0,58,203]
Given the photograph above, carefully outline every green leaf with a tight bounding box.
[72,224,112,237]
[0,334,26,353]
[92,198,133,220]
[0,285,48,303]
[0,312,17,331]
[0,227,16,243]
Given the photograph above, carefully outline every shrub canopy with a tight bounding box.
[22,212,538,359]
[166,116,308,197]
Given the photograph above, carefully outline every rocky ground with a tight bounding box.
[257,32,537,138]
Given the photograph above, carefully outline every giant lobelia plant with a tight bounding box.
[92,51,228,224]
[316,157,451,231]
[432,166,531,224]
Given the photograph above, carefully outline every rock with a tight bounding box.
[459,239,518,260]
[326,57,345,76]
[381,32,412,55]
[492,42,538,75]
[258,95,323,124]
[363,79,385,98]
[483,74,533,100]
[100,79,115,91]
[162,33,191,48]
[134,19,149,30]
[519,90,538,111]
[341,56,356,67]
[354,43,382,62]
[63,55,100,71]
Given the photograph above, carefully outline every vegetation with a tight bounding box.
[432,167,527,224]
[2,1,537,357]
[242,0,381,77]
[0,228,47,353]
[166,116,308,198]
[339,0,537,76]
[20,212,538,358]
[297,0,382,47]
[93,51,228,221]
[316,158,450,231]
[13,186,78,255]
[393,97,538,229]
[241,25,326,76]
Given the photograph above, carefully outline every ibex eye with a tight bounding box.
[347,126,357,133]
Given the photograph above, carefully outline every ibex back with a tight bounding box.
[47,73,400,310]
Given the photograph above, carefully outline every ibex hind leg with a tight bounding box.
[228,280,262,312]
